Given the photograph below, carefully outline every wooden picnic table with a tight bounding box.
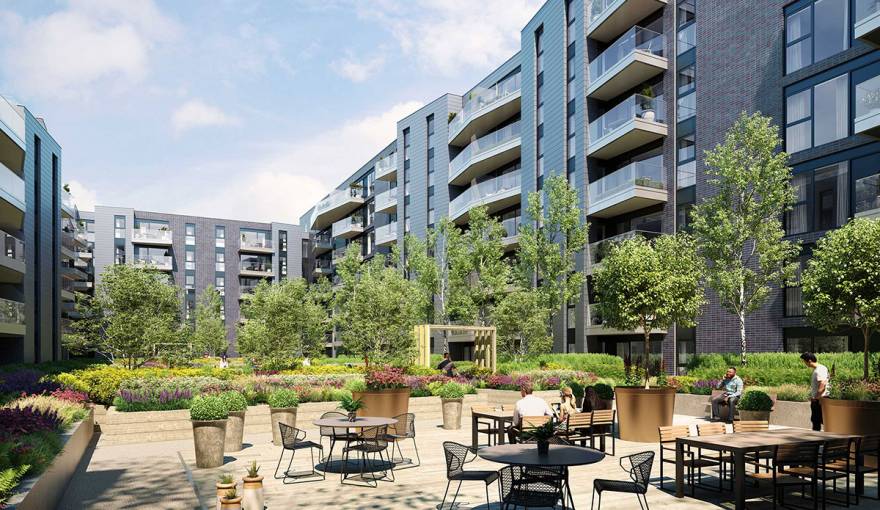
[471,408,513,450]
[674,428,860,510]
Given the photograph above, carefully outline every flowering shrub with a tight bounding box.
[364,366,407,390]
[690,379,719,395]
[0,406,62,440]
[5,395,88,428]
[49,387,89,403]
[0,369,60,396]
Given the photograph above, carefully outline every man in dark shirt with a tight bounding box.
[437,352,455,377]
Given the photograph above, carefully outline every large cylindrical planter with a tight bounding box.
[270,407,297,446]
[193,419,227,468]
[224,411,246,452]
[821,399,880,436]
[615,387,676,443]
[441,398,463,430]
[352,388,411,419]
[241,476,264,510]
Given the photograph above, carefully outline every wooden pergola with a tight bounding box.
[414,324,497,373]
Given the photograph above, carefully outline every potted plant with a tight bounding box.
[429,381,469,430]
[268,389,299,446]
[219,391,248,452]
[216,473,236,510]
[639,85,656,121]
[220,488,243,510]
[351,366,412,419]
[594,234,704,442]
[594,383,614,410]
[241,461,264,510]
[338,394,365,422]
[191,395,229,469]
[737,390,774,422]
[522,420,560,455]
[801,218,880,435]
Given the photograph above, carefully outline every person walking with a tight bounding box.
[711,367,743,423]
[801,352,830,431]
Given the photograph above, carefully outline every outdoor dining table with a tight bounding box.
[674,428,860,510]
[471,408,514,450]
[479,443,605,509]
[312,416,398,429]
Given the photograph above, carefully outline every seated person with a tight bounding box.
[436,352,456,377]
[559,387,579,421]
[507,383,554,443]
[581,386,600,412]
[711,367,743,423]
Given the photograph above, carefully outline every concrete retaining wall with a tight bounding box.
[9,408,95,510]
[674,393,812,429]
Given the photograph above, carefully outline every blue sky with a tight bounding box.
[0,0,542,222]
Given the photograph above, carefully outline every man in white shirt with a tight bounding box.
[801,352,830,431]
[508,383,554,443]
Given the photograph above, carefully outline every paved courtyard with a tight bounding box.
[59,415,879,509]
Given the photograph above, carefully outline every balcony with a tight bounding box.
[587,26,666,101]
[132,228,173,246]
[309,187,365,230]
[375,153,398,182]
[132,255,173,271]
[375,222,398,247]
[448,121,521,186]
[855,0,880,46]
[449,72,522,146]
[586,303,667,335]
[61,190,76,218]
[587,157,667,218]
[332,216,365,239]
[62,265,89,281]
[587,230,661,273]
[855,75,880,138]
[588,0,668,43]
[240,261,273,278]
[313,259,332,276]
[374,187,398,214]
[312,233,332,255]
[239,233,273,254]
[449,171,522,224]
[0,96,25,177]
[588,94,667,160]
[500,216,521,250]
[0,297,25,336]
[0,231,24,283]
[331,245,350,264]
[0,161,24,232]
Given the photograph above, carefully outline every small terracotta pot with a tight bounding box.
[242,475,264,510]
[215,482,235,510]
[220,496,242,510]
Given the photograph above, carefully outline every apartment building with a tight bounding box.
[0,96,66,363]
[88,206,308,353]
[301,0,880,369]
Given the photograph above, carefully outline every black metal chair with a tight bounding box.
[591,451,654,510]
[440,441,498,510]
[318,411,357,462]
[499,465,566,510]
[385,413,420,468]
[274,423,325,484]
[341,425,394,487]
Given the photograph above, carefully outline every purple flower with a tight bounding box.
[0,369,60,395]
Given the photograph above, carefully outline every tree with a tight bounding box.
[802,218,880,380]
[452,206,511,326]
[64,264,181,369]
[192,285,227,356]
[237,278,328,364]
[691,112,800,365]
[593,234,705,387]
[335,243,424,365]
[518,174,588,347]
[494,289,552,360]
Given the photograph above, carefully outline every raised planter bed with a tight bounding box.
[7,408,95,510]
[674,393,812,428]
[476,389,559,407]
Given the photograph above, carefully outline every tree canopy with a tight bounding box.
[192,285,227,357]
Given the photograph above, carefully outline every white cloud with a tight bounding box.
[171,99,239,134]
[0,0,179,98]
[331,51,386,82]
[67,180,98,212]
[357,0,543,75]
[180,100,424,222]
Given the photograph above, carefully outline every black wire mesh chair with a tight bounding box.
[385,413,420,468]
[440,441,499,510]
[341,425,394,487]
[499,465,566,510]
[274,423,325,484]
[591,451,654,510]
[318,411,357,462]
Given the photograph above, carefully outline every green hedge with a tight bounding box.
[497,354,625,380]
[685,352,868,386]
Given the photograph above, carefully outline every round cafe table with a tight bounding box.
[313,416,397,428]
[479,443,604,509]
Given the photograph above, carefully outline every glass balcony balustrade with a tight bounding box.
[589,94,666,144]
[589,26,664,81]
[449,121,521,183]
[448,72,522,138]
[449,171,522,220]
